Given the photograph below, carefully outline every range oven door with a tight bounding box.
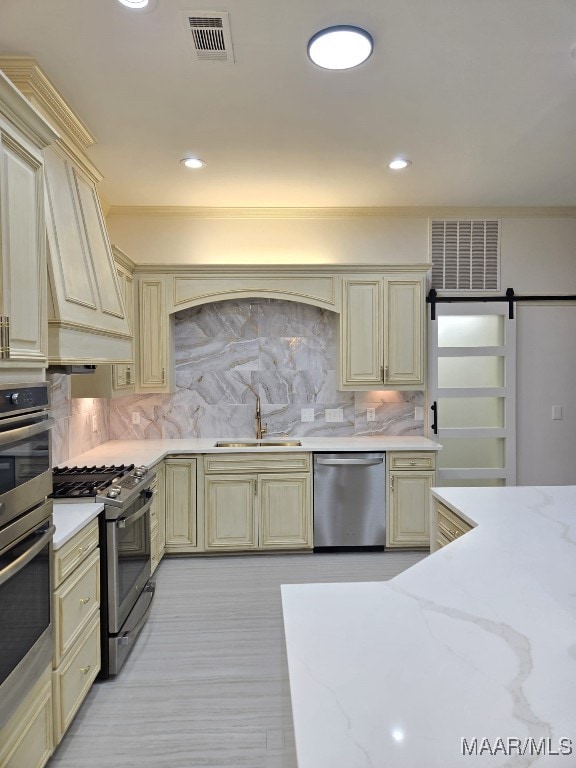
[0,500,54,729]
[0,414,53,530]
[106,490,153,635]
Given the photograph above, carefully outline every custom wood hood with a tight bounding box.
[0,57,132,365]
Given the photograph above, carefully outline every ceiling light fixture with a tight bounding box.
[307,25,373,70]
[388,158,412,170]
[117,0,149,7]
[181,157,206,169]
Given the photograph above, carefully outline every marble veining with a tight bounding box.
[282,486,576,767]
[110,298,424,440]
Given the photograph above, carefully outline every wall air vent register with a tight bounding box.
[430,219,500,291]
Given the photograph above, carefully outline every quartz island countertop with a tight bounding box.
[281,486,576,767]
[62,436,442,468]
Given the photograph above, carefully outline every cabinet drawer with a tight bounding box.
[436,501,473,543]
[0,666,53,768]
[388,452,436,471]
[203,452,311,473]
[53,519,99,588]
[53,549,100,666]
[52,614,100,743]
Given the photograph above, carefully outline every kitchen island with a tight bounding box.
[281,486,576,767]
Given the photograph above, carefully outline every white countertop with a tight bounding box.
[63,436,442,469]
[281,486,576,767]
[52,502,103,549]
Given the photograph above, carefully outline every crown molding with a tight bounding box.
[106,205,576,220]
[0,57,95,151]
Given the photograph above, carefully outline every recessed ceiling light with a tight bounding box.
[117,0,149,7]
[388,158,412,170]
[181,157,206,169]
[308,26,373,70]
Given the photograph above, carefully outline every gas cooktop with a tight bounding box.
[51,464,135,500]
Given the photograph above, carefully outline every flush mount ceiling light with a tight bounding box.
[307,25,373,70]
[388,158,412,170]
[117,0,149,7]
[181,157,206,169]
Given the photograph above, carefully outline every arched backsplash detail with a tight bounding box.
[109,297,424,440]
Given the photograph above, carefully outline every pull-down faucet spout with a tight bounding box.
[255,395,267,440]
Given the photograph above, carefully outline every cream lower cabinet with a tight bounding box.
[432,499,474,551]
[52,518,101,746]
[0,666,53,768]
[339,275,425,390]
[165,457,197,553]
[150,462,166,572]
[387,452,436,549]
[203,453,312,552]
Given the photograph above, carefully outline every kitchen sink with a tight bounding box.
[214,440,301,448]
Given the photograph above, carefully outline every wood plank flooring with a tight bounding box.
[49,551,426,768]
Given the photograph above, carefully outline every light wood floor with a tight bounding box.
[49,551,426,768]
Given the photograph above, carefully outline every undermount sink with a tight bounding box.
[214,440,302,448]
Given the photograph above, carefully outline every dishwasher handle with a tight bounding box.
[315,457,384,466]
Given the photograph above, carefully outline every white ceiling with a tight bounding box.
[1,0,576,208]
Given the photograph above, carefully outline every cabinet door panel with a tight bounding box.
[205,476,257,550]
[0,133,45,361]
[259,474,312,549]
[340,278,383,387]
[138,278,169,391]
[388,470,434,548]
[384,278,424,385]
[165,459,197,550]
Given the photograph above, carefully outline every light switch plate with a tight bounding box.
[132,411,141,425]
[301,408,315,423]
[92,414,98,432]
[366,407,376,422]
[325,408,343,422]
[414,406,424,421]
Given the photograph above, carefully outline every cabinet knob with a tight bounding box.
[79,596,91,605]
[80,665,91,675]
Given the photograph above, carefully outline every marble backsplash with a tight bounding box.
[49,372,110,465]
[108,299,424,440]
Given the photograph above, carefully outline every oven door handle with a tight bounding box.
[118,582,156,645]
[0,524,55,587]
[116,496,153,528]
[0,417,54,447]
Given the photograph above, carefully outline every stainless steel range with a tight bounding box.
[51,463,156,678]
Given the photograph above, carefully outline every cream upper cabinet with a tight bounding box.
[164,458,197,552]
[386,452,435,549]
[137,276,174,393]
[0,70,56,373]
[203,453,312,552]
[339,274,425,390]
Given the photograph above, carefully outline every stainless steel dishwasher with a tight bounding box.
[313,453,386,551]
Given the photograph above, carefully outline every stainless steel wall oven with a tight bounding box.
[0,382,54,730]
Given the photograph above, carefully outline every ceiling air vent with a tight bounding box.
[182,12,234,62]
[430,219,500,291]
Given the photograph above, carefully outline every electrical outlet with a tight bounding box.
[366,407,376,422]
[92,414,98,432]
[414,406,424,421]
[325,408,343,422]
[552,405,562,420]
[301,408,315,422]
[132,411,141,425]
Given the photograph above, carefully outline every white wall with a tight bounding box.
[106,212,429,266]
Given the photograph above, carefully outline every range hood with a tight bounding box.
[0,58,132,366]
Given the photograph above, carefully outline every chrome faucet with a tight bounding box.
[255,395,267,440]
